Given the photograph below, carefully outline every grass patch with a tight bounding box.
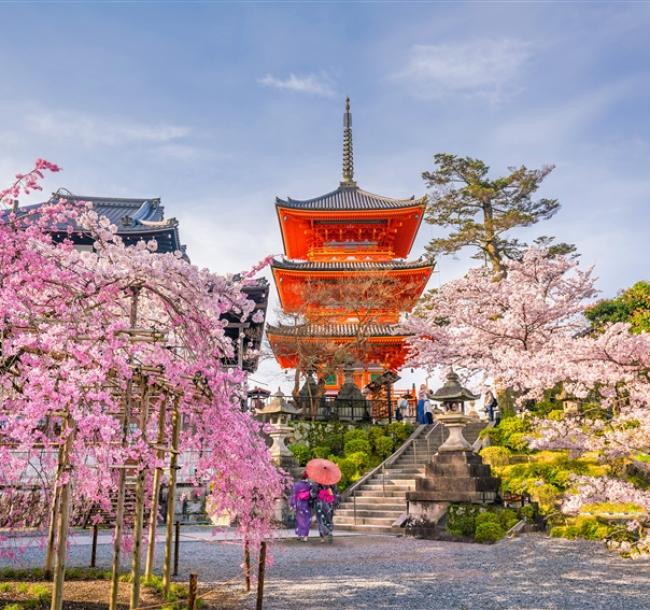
[0,566,116,582]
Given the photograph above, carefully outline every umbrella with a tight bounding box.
[305,458,341,485]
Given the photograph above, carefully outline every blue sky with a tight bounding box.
[1,2,649,389]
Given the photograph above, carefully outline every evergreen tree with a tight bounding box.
[422,154,570,276]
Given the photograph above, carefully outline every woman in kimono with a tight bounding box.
[289,474,313,541]
[311,482,339,542]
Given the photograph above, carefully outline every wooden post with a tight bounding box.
[243,540,251,592]
[162,396,181,596]
[110,287,140,610]
[173,521,180,577]
[50,416,74,610]
[145,397,168,579]
[130,382,150,610]
[44,440,65,579]
[188,573,198,610]
[90,524,98,568]
[255,541,267,610]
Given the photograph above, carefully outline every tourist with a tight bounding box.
[484,390,498,422]
[397,393,410,420]
[416,384,427,424]
[423,395,434,425]
[289,473,313,541]
[311,482,339,543]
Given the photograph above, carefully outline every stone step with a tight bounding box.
[335,523,395,534]
[360,481,414,491]
[338,502,406,512]
[335,515,397,526]
[336,509,403,519]
[357,490,411,499]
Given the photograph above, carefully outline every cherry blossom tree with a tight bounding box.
[405,247,650,545]
[0,160,284,609]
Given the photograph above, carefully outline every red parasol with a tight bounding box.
[305,458,341,485]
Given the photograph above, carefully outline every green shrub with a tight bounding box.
[367,426,386,447]
[474,511,499,528]
[347,451,370,472]
[474,521,505,543]
[344,438,371,455]
[520,504,537,522]
[480,446,511,467]
[344,427,368,444]
[311,445,332,459]
[446,503,482,537]
[288,443,311,465]
[374,436,394,459]
[333,456,356,488]
[507,433,530,453]
[497,508,519,529]
[4,604,23,610]
[386,422,413,443]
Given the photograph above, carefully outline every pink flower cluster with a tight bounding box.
[0,160,284,555]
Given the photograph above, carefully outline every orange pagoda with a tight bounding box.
[267,99,433,392]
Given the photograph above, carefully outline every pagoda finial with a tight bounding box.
[341,96,356,187]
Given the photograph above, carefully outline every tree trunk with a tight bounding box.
[44,441,65,579]
[144,398,168,579]
[110,288,140,610]
[129,384,150,609]
[481,201,504,279]
[162,397,181,596]
[50,417,74,610]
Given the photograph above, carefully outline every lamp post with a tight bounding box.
[430,370,479,452]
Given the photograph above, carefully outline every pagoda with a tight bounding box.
[267,99,433,391]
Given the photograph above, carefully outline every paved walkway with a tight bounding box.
[2,528,650,609]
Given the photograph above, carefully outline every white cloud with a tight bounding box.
[24,110,191,147]
[398,39,532,100]
[258,72,335,97]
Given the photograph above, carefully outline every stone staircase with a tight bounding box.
[335,421,486,533]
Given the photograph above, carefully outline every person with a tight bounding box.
[396,394,410,420]
[416,384,427,424]
[289,473,313,541]
[484,390,498,423]
[311,482,339,543]
[423,395,434,425]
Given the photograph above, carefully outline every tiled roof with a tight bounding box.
[271,258,433,272]
[267,323,412,338]
[276,185,422,211]
[1,192,184,254]
[53,194,174,232]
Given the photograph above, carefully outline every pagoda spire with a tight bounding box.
[341,97,356,187]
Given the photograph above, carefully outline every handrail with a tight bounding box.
[471,420,494,453]
[340,424,427,503]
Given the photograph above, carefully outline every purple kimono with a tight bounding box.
[289,479,313,537]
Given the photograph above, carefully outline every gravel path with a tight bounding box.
[3,529,650,610]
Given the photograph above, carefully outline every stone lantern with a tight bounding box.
[430,370,479,452]
[255,388,300,467]
[405,371,500,536]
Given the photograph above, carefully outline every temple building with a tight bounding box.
[2,192,268,373]
[267,99,433,392]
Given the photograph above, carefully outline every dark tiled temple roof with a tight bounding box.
[2,192,186,255]
[276,185,422,211]
[267,323,411,338]
[271,257,433,272]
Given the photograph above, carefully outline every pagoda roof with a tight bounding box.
[276,185,422,212]
[271,257,431,272]
[267,322,411,338]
